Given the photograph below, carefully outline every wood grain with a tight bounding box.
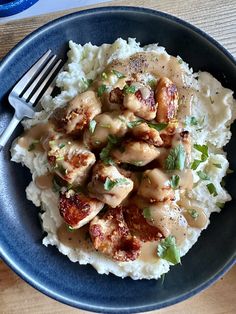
[0,0,235,313]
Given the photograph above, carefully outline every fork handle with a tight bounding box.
[0,114,21,151]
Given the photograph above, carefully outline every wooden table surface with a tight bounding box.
[0,0,235,313]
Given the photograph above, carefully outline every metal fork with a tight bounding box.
[0,50,63,151]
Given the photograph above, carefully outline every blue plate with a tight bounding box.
[0,7,235,313]
[0,0,39,17]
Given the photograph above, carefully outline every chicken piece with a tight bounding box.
[155,77,179,123]
[132,122,163,146]
[51,90,102,135]
[88,162,134,208]
[46,138,96,186]
[111,141,161,166]
[138,169,174,202]
[59,191,104,229]
[123,85,157,121]
[122,203,163,242]
[83,110,136,149]
[89,207,141,261]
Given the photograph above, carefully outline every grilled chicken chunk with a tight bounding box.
[59,191,104,229]
[83,110,136,149]
[111,141,161,166]
[46,138,96,186]
[51,90,102,135]
[138,169,174,202]
[122,202,163,242]
[131,122,163,146]
[88,162,133,208]
[155,77,179,123]
[123,84,157,121]
[89,207,141,261]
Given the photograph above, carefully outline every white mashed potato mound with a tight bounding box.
[11,38,236,280]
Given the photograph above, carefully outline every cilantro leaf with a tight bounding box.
[197,170,210,180]
[89,120,97,134]
[28,140,39,152]
[97,84,108,97]
[112,69,125,78]
[147,122,168,131]
[170,175,180,189]
[165,144,186,170]
[127,119,143,128]
[185,116,198,126]
[187,209,199,219]
[104,177,130,191]
[59,143,66,149]
[191,159,202,170]
[157,236,181,265]
[123,85,136,94]
[142,208,152,220]
[206,183,218,196]
[193,144,208,157]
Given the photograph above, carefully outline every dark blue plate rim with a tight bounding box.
[0,6,235,313]
[0,0,39,17]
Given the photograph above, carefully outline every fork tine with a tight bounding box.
[22,55,57,101]
[12,50,51,95]
[30,59,63,105]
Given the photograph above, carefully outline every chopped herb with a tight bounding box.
[213,163,222,169]
[210,96,214,104]
[123,84,136,94]
[100,124,111,129]
[112,69,125,78]
[104,177,130,191]
[101,72,108,80]
[157,235,181,265]
[206,183,218,196]
[89,120,97,134]
[67,225,75,232]
[107,134,119,144]
[97,84,108,97]
[59,143,66,149]
[165,144,186,171]
[187,209,199,220]
[227,168,234,174]
[221,178,226,187]
[147,79,156,89]
[28,140,39,151]
[216,202,224,209]
[197,170,210,180]
[191,159,202,170]
[142,208,152,220]
[82,78,93,88]
[193,144,209,158]
[56,156,64,161]
[147,122,168,131]
[185,116,198,126]
[170,175,180,189]
[52,176,62,192]
[178,58,183,64]
[127,119,143,128]
[100,135,121,165]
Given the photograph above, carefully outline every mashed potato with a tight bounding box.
[11,38,236,279]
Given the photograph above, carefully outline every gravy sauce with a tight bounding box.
[57,223,91,249]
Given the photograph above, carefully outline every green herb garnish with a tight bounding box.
[97,84,108,97]
[213,163,222,169]
[170,175,180,189]
[157,236,181,265]
[82,78,93,88]
[59,143,66,149]
[197,170,210,180]
[112,69,125,78]
[101,72,108,80]
[206,183,218,196]
[89,120,97,134]
[227,168,234,174]
[147,122,168,131]
[187,209,199,220]
[191,159,202,170]
[185,116,198,126]
[99,135,120,165]
[165,144,186,170]
[28,140,39,151]
[127,119,143,128]
[123,85,136,94]
[67,225,75,232]
[178,58,183,64]
[216,202,224,209]
[191,144,209,170]
[104,177,130,191]
[142,208,152,220]
[56,156,64,161]
[147,79,156,89]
